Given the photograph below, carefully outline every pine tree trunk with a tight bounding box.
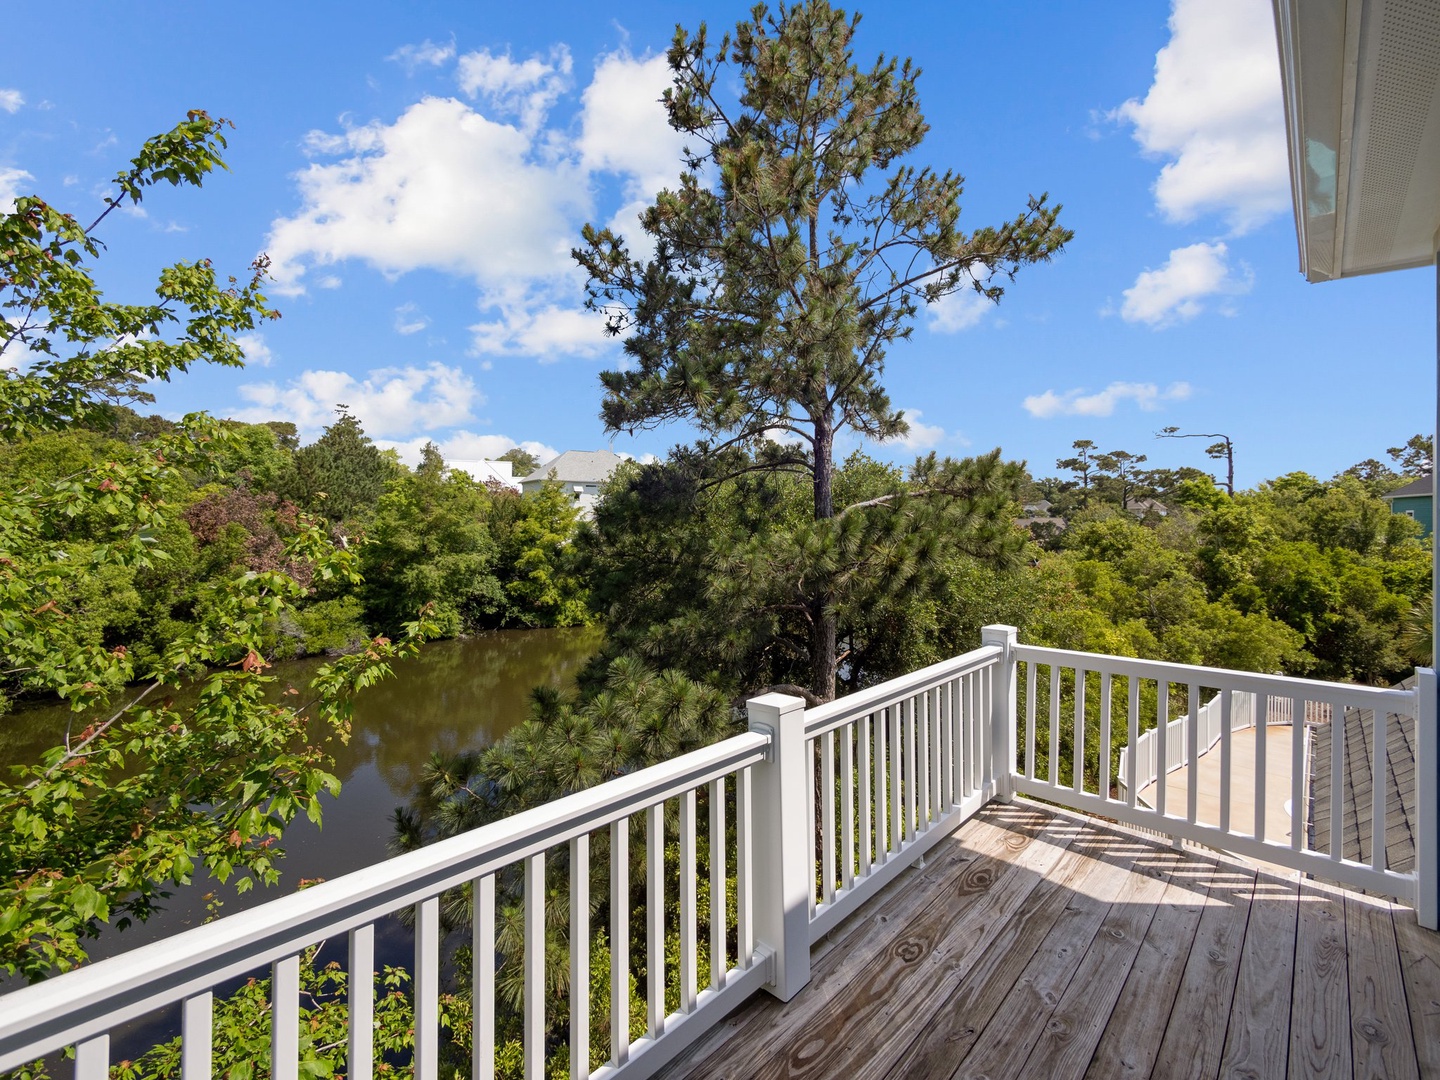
[810,415,838,703]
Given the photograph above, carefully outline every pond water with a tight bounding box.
[3,627,603,964]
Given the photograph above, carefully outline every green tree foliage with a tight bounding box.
[574,0,1071,698]
[578,447,1028,697]
[497,481,592,627]
[0,117,434,983]
[359,444,506,637]
[284,407,400,524]
[496,446,541,478]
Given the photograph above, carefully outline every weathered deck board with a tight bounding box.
[1010,846,1173,1080]
[1343,891,1417,1080]
[1217,872,1300,1080]
[877,820,1135,1079]
[1290,881,1352,1080]
[946,841,1135,1080]
[1148,861,1256,1080]
[1392,908,1440,1079]
[658,802,1440,1080]
[1082,861,1218,1080]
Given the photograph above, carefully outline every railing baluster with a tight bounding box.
[1073,667,1086,794]
[524,853,545,1080]
[859,712,872,877]
[950,676,964,802]
[1156,680,1169,819]
[806,735,817,913]
[709,777,726,990]
[181,990,212,1080]
[940,683,950,807]
[918,691,931,826]
[904,694,917,843]
[1291,695,1305,852]
[1100,673,1113,801]
[930,686,943,819]
[1372,705,1387,871]
[272,953,299,1080]
[1219,689,1232,833]
[680,790,698,1014]
[737,767,754,967]
[1255,694,1269,842]
[1126,676,1141,809]
[610,818,630,1066]
[1048,665,1061,787]
[821,731,836,904]
[415,897,440,1080]
[889,703,903,851]
[1025,662,1037,780]
[474,875,496,1079]
[646,803,665,1037]
[1187,683,1199,824]
[74,1035,108,1080]
[841,723,855,890]
[1331,700,1345,859]
[969,669,981,795]
[572,832,591,1077]
[348,925,374,1080]
[874,708,888,862]
[982,663,993,794]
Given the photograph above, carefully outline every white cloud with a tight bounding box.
[394,303,430,335]
[1114,0,1287,233]
[269,44,687,362]
[470,301,611,359]
[234,332,274,368]
[0,166,31,213]
[887,409,951,450]
[457,46,572,135]
[1119,241,1251,326]
[926,289,993,334]
[266,96,590,297]
[579,52,686,197]
[1023,381,1193,419]
[389,39,456,72]
[382,431,559,469]
[235,362,482,439]
[0,89,22,114]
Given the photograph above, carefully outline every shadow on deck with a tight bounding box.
[661,801,1440,1080]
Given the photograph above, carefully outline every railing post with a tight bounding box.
[982,625,1018,803]
[746,692,812,1002]
[1418,667,1437,930]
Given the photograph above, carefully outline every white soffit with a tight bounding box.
[1275,0,1440,282]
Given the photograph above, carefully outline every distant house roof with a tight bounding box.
[447,459,520,490]
[1308,676,1417,873]
[521,449,626,487]
[1382,475,1431,501]
[1124,497,1168,517]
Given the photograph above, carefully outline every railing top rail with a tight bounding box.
[803,644,1002,738]
[1013,644,1416,713]
[0,730,770,1068]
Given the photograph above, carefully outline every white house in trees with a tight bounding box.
[446,459,521,491]
[520,449,626,516]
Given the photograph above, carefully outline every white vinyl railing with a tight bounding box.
[1116,689,1321,802]
[1012,643,1436,911]
[798,636,1008,941]
[0,732,775,1079]
[4,628,1434,1074]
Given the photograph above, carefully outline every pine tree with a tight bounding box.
[575,0,1071,698]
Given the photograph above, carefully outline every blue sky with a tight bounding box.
[2,0,1432,487]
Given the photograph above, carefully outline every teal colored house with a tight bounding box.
[1382,475,1432,537]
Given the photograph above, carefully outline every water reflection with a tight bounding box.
[1,627,602,962]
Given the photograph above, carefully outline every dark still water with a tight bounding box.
[2,627,602,963]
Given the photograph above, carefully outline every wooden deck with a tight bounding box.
[663,801,1440,1080]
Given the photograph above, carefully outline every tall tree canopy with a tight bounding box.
[575,0,1071,698]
